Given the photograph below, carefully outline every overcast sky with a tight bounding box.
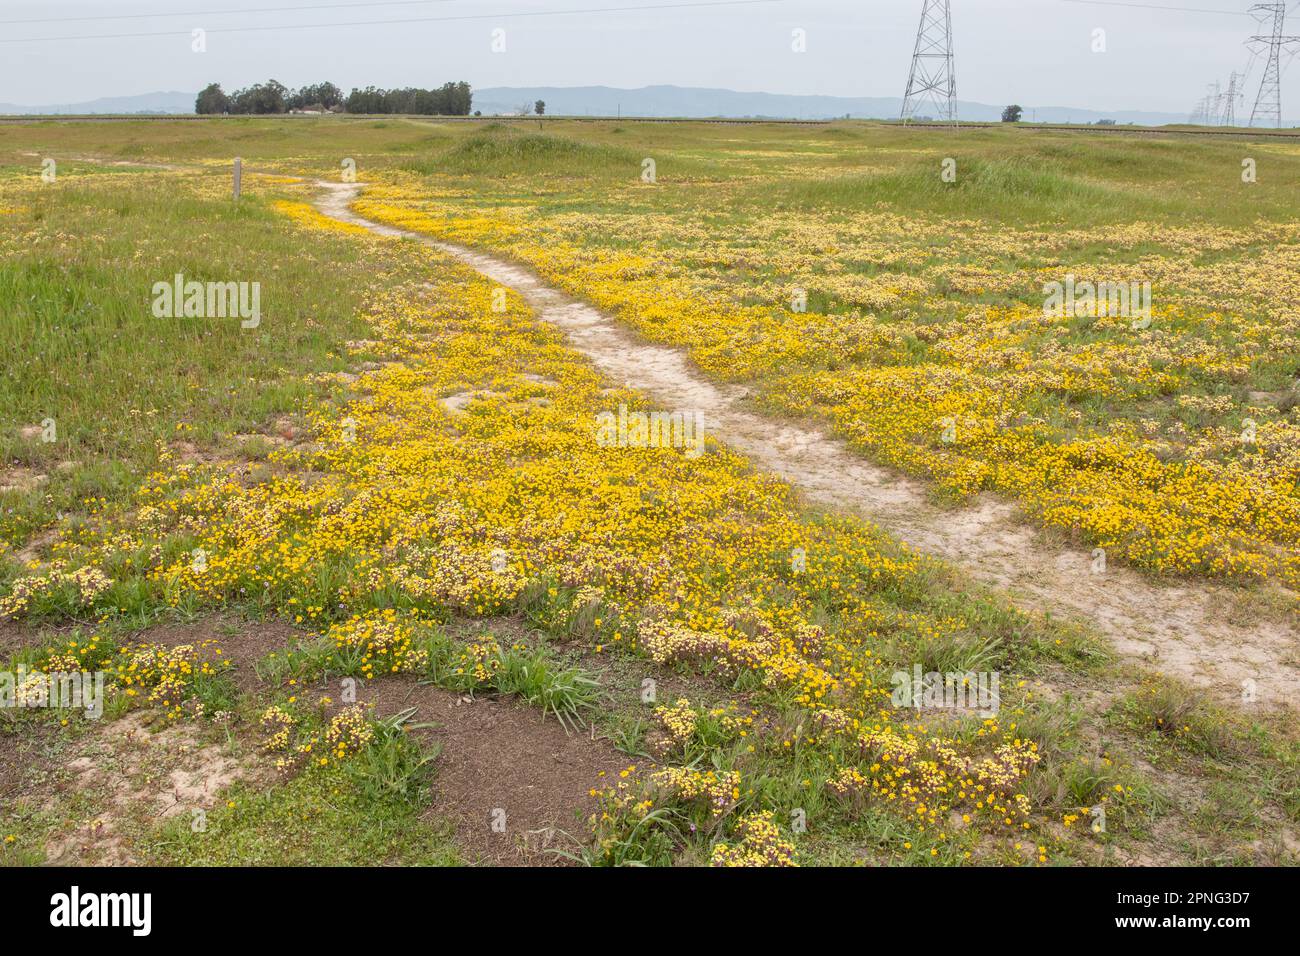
[0,0,1292,112]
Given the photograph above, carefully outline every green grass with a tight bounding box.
[416,125,643,178]
[5,117,1294,561]
[492,645,604,730]
[770,156,1140,225]
[3,117,1298,867]
[257,620,604,730]
[139,766,460,866]
[0,165,381,552]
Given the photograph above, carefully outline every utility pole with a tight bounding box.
[901,0,957,125]
[1222,71,1243,126]
[1248,3,1300,127]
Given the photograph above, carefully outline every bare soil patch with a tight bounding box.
[43,713,269,865]
[339,674,624,866]
[0,465,45,494]
[0,619,64,657]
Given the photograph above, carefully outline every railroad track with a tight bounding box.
[2,113,1297,137]
[898,120,1300,138]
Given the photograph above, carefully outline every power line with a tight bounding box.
[0,1,457,28]
[0,0,781,44]
[1059,0,1252,14]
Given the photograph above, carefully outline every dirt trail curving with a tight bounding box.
[313,181,1300,709]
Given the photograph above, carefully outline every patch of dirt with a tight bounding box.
[168,440,223,465]
[231,432,291,449]
[0,619,67,657]
[439,388,505,416]
[11,527,58,567]
[173,417,313,467]
[313,181,1300,711]
[356,360,407,372]
[337,674,625,866]
[44,712,269,865]
[0,465,46,494]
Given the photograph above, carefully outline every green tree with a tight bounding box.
[1001,104,1023,123]
[288,82,342,110]
[343,81,472,116]
[229,80,288,114]
[534,99,545,115]
[195,83,230,114]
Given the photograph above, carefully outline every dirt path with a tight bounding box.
[313,181,1300,710]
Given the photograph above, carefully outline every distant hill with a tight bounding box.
[472,85,1203,126]
[0,91,196,115]
[2,85,1288,127]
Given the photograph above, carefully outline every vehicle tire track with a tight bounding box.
[313,180,1300,709]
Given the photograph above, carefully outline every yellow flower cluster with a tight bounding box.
[114,641,226,721]
[260,700,386,771]
[652,767,741,819]
[455,638,503,684]
[271,199,375,237]
[353,178,1300,595]
[326,609,428,677]
[710,811,798,867]
[260,704,296,753]
[0,565,112,619]
[815,707,1039,829]
[654,698,698,747]
[323,706,374,762]
[21,633,229,723]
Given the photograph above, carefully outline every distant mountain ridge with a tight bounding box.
[473,85,1202,126]
[1,85,1283,126]
[0,91,196,115]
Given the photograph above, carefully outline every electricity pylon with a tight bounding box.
[901,0,957,124]
[1248,3,1299,127]
[1221,71,1244,126]
[1190,93,1213,125]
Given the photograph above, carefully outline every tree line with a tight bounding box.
[195,80,473,116]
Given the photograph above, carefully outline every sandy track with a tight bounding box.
[314,180,1300,709]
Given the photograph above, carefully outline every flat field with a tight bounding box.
[1,117,1296,867]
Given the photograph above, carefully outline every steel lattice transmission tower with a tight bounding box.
[1221,71,1244,126]
[1248,3,1299,128]
[901,0,957,124]
[1189,93,1212,125]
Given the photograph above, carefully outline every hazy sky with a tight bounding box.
[0,0,1292,112]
